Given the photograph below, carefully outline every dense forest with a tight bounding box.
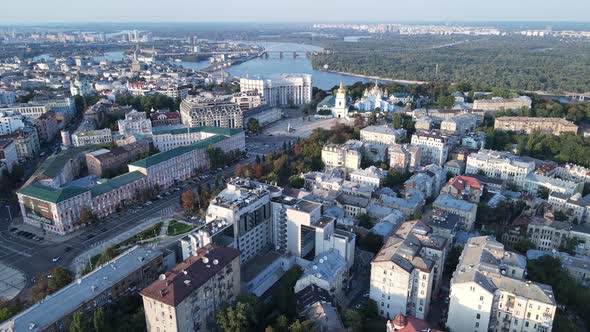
[310,35,590,92]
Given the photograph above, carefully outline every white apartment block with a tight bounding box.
[360,125,406,145]
[0,111,25,135]
[524,172,582,196]
[117,110,152,136]
[410,131,451,166]
[180,97,243,128]
[466,149,535,188]
[447,236,556,332]
[370,220,448,320]
[239,74,312,106]
[321,140,362,172]
[350,166,386,189]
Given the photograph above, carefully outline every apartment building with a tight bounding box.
[523,172,582,196]
[117,110,152,136]
[0,104,47,119]
[0,246,163,332]
[294,249,348,305]
[389,143,421,173]
[473,96,532,112]
[204,178,273,263]
[433,194,478,231]
[440,114,478,135]
[526,216,571,252]
[0,110,26,135]
[494,117,578,136]
[465,149,535,188]
[527,250,590,287]
[360,125,406,145]
[447,236,556,332]
[321,140,362,172]
[33,111,59,144]
[90,171,149,218]
[548,192,590,224]
[71,128,112,147]
[141,245,240,332]
[239,74,312,106]
[0,139,17,173]
[243,105,282,127]
[410,131,452,166]
[0,126,40,161]
[370,220,448,320]
[350,166,386,189]
[150,110,181,127]
[180,97,243,128]
[85,140,150,177]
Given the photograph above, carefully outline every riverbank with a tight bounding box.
[318,69,429,86]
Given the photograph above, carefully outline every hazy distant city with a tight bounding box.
[0,3,590,332]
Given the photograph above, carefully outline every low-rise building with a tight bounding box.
[71,126,112,147]
[370,220,448,320]
[294,249,348,305]
[360,125,406,145]
[0,110,26,135]
[152,126,244,152]
[473,96,532,112]
[494,117,578,136]
[433,194,478,231]
[85,140,150,177]
[117,110,152,136]
[150,110,181,127]
[90,171,149,218]
[443,159,465,176]
[243,105,282,127]
[231,91,264,110]
[350,166,386,189]
[440,114,478,135]
[527,216,570,252]
[0,246,163,332]
[447,236,556,332]
[321,140,362,172]
[466,149,535,189]
[441,175,483,203]
[140,245,240,332]
[527,249,590,287]
[524,172,582,196]
[548,192,590,224]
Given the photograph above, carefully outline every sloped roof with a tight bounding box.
[18,183,88,203]
[90,171,146,197]
[129,135,225,168]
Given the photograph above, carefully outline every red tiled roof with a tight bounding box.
[448,175,482,192]
[140,245,239,306]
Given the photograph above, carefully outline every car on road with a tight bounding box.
[157,195,163,200]
[64,246,72,252]
[52,256,60,262]
[86,233,95,239]
[9,227,17,232]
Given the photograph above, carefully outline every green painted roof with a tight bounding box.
[152,126,243,137]
[392,92,410,98]
[34,147,89,178]
[317,95,336,108]
[129,135,226,169]
[90,171,146,197]
[18,183,88,203]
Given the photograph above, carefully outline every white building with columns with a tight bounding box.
[239,74,312,106]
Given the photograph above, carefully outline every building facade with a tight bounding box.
[239,74,312,106]
[494,117,578,136]
[117,110,152,136]
[180,97,243,128]
[410,131,451,166]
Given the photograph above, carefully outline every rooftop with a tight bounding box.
[434,194,477,212]
[140,245,239,307]
[151,126,242,137]
[89,171,146,197]
[18,182,88,203]
[5,247,161,332]
[129,135,226,168]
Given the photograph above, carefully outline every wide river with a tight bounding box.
[172,42,377,90]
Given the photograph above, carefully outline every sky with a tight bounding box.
[0,0,588,24]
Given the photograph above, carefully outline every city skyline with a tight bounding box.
[0,0,589,24]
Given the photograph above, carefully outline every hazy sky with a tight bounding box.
[1,0,588,24]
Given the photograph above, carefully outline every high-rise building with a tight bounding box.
[447,236,556,332]
[239,74,312,106]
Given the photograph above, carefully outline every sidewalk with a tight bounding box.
[70,217,166,276]
[0,263,26,301]
[9,217,81,243]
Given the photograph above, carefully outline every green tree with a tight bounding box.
[342,309,363,332]
[0,301,19,323]
[274,315,289,332]
[288,175,304,189]
[69,312,87,332]
[247,118,261,133]
[216,294,261,332]
[359,233,384,253]
[288,320,315,332]
[79,207,95,225]
[356,213,372,229]
[93,307,108,332]
[392,113,402,129]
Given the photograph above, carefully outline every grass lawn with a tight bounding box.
[166,220,195,236]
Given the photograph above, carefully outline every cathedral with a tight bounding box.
[316,82,350,119]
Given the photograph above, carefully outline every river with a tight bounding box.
[172,42,379,90]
